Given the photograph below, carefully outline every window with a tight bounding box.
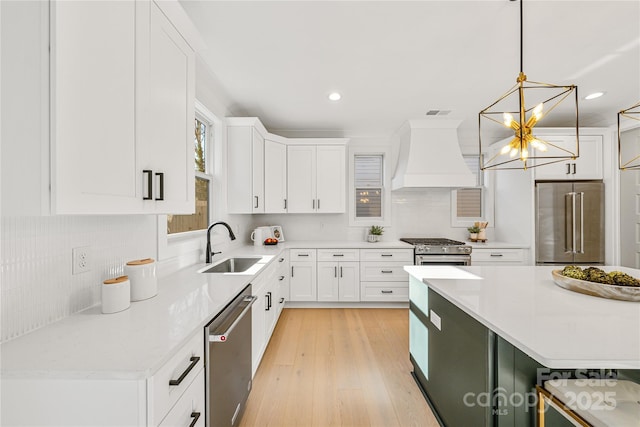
[451,155,494,227]
[167,108,214,234]
[348,147,391,227]
[355,155,383,218]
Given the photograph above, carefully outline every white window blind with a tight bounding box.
[456,188,482,218]
[355,155,383,218]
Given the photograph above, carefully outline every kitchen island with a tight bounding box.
[405,265,640,427]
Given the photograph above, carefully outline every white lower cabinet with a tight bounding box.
[289,249,317,301]
[1,330,205,427]
[471,248,528,266]
[359,249,413,302]
[158,369,205,427]
[317,261,360,302]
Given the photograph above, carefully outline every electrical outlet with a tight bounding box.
[72,246,92,274]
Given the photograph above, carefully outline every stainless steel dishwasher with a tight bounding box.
[205,284,256,427]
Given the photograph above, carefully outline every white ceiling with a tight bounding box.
[180,0,640,145]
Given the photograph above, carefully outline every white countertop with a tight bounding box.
[405,265,640,369]
[466,241,530,249]
[0,245,285,381]
[0,240,413,381]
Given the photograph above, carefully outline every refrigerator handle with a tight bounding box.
[579,192,585,254]
[564,192,573,253]
[572,192,577,254]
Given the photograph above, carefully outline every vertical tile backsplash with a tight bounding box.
[1,215,157,342]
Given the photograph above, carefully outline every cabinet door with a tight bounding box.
[252,128,265,213]
[287,145,316,213]
[264,139,287,213]
[145,1,195,214]
[317,262,339,301]
[316,145,346,213]
[338,262,360,301]
[533,135,602,180]
[289,261,317,301]
[251,282,267,377]
[52,0,140,213]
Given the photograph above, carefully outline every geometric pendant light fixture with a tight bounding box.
[479,0,580,170]
[618,101,640,170]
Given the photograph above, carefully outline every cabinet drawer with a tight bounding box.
[360,262,410,281]
[317,249,359,262]
[289,249,317,262]
[158,368,205,427]
[472,248,524,263]
[151,331,204,423]
[361,282,409,302]
[360,249,413,262]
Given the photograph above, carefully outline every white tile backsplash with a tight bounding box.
[1,215,157,342]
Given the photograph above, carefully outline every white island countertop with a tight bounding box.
[405,265,640,369]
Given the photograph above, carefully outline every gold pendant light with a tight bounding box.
[479,0,579,170]
[618,101,640,170]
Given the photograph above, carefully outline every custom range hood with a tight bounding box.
[391,119,476,189]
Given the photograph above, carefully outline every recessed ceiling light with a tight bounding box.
[584,92,605,100]
[328,92,341,101]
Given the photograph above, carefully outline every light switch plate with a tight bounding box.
[429,309,442,331]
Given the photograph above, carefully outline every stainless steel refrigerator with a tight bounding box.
[535,181,604,265]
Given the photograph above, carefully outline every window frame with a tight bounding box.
[450,154,494,228]
[157,100,220,262]
[348,146,392,227]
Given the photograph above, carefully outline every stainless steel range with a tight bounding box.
[400,238,472,265]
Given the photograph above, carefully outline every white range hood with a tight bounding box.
[391,119,476,190]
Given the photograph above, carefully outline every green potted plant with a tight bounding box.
[467,225,481,241]
[368,225,384,243]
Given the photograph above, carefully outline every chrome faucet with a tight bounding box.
[206,221,236,263]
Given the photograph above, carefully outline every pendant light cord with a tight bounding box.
[519,0,523,74]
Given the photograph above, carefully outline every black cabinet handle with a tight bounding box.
[317,199,320,210]
[143,170,153,200]
[189,411,201,427]
[297,254,309,257]
[333,254,344,257]
[169,356,200,386]
[381,270,393,274]
[279,297,285,304]
[340,266,343,278]
[572,163,577,174]
[312,199,315,210]
[490,253,504,257]
[291,266,294,277]
[254,196,259,209]
[566,163,571,175]
[279,258,285,262]
[381,254,393,257]
[284,199,287,210]
[279,275,285,281]
[381,290,393,294]
[266,292,271,310]
[334,266,338,277]
[155,172,164,201]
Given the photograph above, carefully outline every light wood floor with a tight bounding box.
[239,308,440,427]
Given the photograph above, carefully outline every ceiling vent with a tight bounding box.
[425,109,452,116]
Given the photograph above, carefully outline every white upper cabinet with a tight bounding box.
[227,119,266,214]
[287,144,346,213]
[3,0,198,215]
[264,139,288,213]
[533,134,603,181]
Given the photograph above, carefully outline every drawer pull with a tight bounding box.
[279,258,285,262]
[381,270,393,273]
[381,290,393,294]
[297,254,309,257]
[279,275,285,281]
[155,172,164,201]
[490,253,504,257]
[332,254,344,257]
[169,356,200,386]
[143,170,153,200]
[381,254,393,257]
[189,411,201,427]
[279,297,285,304]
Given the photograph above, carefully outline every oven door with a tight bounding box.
[415,254,471,266]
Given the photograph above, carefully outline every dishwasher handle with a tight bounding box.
[209,295,257,342]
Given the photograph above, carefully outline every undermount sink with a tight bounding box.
[200,257,262,273]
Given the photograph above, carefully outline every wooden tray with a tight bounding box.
[551,270,640,302]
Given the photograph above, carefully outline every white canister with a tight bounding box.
[102,276,131,314]
[124,258,158,301]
